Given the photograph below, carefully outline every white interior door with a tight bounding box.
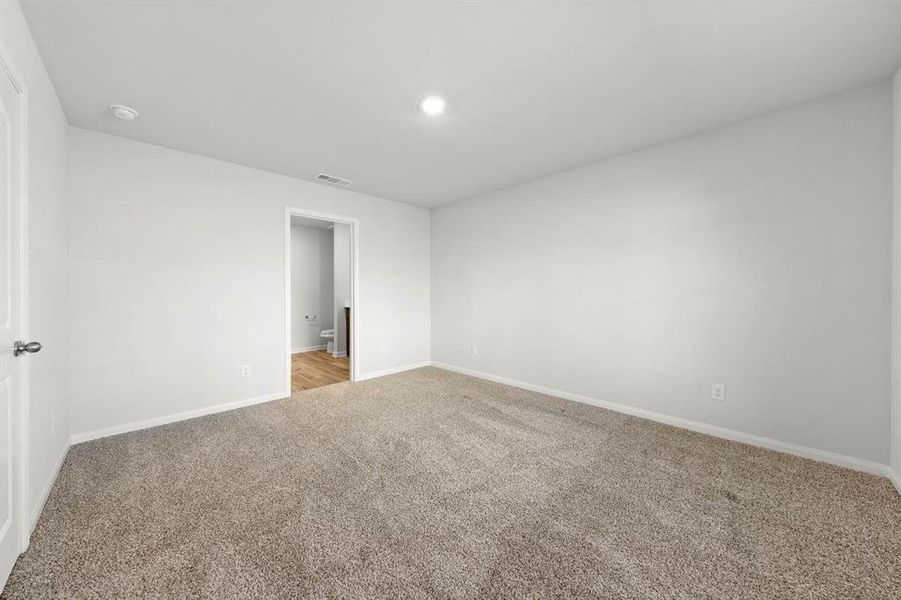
[0,58,24,590]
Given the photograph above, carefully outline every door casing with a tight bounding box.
[284,207,360,393]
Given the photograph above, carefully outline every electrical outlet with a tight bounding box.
[241,364,252,377]
[51,414,55,434]
[711,383,725,402]
[471,344,478,357]
[380,344,388,355]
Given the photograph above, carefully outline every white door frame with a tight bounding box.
[284,207,359,393]
[0,40,31,555]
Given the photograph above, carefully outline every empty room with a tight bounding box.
[1,0,900,597]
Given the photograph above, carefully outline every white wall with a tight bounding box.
[432,83,892,465]
[290,224,333,352]
[67,127,430,438]
[333,223,351,356]
[892,68,901,483]
[1,0,70,527]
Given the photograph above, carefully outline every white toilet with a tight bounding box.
[320,328,335,354]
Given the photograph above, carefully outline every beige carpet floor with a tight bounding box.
[4,367,900,598]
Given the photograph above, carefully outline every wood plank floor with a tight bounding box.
[292,349,349,392]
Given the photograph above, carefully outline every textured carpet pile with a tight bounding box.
[4,367,900,598]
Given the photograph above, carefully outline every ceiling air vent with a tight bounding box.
[316,172,353,187]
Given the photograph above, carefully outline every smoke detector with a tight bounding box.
[109,104,139,121]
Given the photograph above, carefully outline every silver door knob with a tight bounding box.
[14,341,42,357]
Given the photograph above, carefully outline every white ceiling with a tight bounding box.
[21,1,901,208]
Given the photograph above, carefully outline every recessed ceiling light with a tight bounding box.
[109,104,139,121]
[419,95,446,116]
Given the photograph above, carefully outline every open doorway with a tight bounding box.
[285,209,356,392]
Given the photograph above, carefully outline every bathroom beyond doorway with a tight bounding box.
[291,350,349,392]
[287,212,353,392]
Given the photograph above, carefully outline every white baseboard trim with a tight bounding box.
[63,361,894,487]
[70,391,288,445]
[291,344,327,354]
[332,351,347,358]
[888,468,901,494]
[431,362,891,478]
[29,441,70,535]
[357,361,432,382]
[71,361,430,444]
